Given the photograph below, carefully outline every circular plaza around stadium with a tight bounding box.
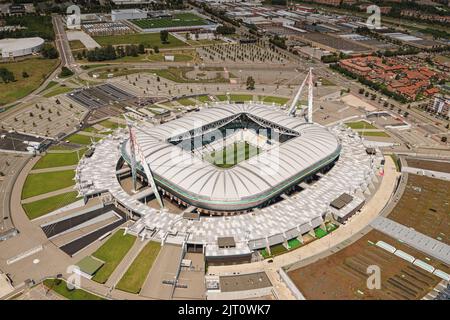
[76,100,382,263]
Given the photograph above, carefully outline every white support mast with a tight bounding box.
[288,74,308,117]
[308,67,313,123]
[125,116,164,209]
[288,68,314,122]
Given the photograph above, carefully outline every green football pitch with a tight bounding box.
[131,13,208,29]
[207,141,260,168]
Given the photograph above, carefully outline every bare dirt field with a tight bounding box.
[386,173,450,245]
[288,230,449,300]
[405,158,450,173]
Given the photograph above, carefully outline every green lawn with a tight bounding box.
[216,94,253,102]
[41,80,58,92]
[93,33,185,49]
[261,244,288,258]
[287,238,302,249]
[196,95,212,103]
[47,145,78,151]
[176,98,196,106]
[0,58,59,105]
[92,231,136,284]
[98,119,126,130]
[22,191,80,220]
[131,13,208,29]
[314,227,328,239]
[43,86,73,98]
[33,149,86,169]
[69,40,85,50]
[43,279,104,300]
[259,96,289,105]
[359,131,391,137]
[116,241,161,294]
[66,134,100,145]
[345,121,377,130]
[22,170,75,200]
[208,142,260,168]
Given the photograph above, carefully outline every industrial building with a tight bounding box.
[0,37,44,59]
[111,9,147,22]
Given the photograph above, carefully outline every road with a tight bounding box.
[0,154,30,233]
[52,14,78,72]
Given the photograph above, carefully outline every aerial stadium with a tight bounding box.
[75,70,383,263]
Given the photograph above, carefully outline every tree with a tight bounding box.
[153,46,159,53]
[246,76,255,90]
[441,136,447,143]
[160,30,169,44]
[0,68,15,83]
[59,67,74,78]
[22,71,29,78]
[138,43,145,54]
[41,43,59,59]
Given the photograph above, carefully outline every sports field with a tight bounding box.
[208,141,260,168]
[131,13,208,30]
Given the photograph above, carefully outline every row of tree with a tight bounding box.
[83,44,147,62]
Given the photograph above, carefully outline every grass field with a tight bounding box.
[196,95,212,103]
[176,98,196,106]
[22,191,80,220]
[0,58,59,105]
[314,227,328,239]
[132,13,208,29]
[66,134,100,145]
[22,170,75,200]
[345,121,377,130]
[98,119,126,130]
[93,33,185,49]
[208,141,260,168]
[358,131,391,137]
[116,241,161,294]
[259,96,289,105]
[261,244,288,258]
[43,279,104,300]
[69,40,85,50]
[216,94,253,102]
[92,231,136,284]
[33,149,86,169]
[43,85,73,98]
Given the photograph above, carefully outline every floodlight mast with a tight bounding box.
[125,115,164,209]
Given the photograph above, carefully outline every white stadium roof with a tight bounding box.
[123,104,341,211]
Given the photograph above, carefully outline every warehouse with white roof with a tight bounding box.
[0,37,44,59]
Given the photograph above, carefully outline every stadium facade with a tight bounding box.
[76,99,382,261]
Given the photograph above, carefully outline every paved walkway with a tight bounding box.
[208,156,399,298]
[30,165,77,174]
